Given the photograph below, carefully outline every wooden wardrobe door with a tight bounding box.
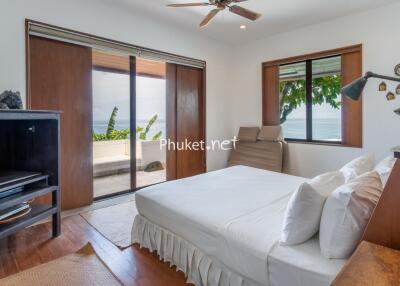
[28,36,93,210]
[166,64,205,180]
[176,65,205,178]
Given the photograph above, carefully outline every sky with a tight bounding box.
[92,71,166,122]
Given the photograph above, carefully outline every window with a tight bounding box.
[279,56,342,142]
[279,62,307,140]
[312,57,342,141]
[262,45,362,147]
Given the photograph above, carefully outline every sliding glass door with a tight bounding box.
[92,52,167,198]
[135,58,167,188]
[92,50,132,198]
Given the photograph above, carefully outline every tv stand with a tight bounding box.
[0,110,61,239]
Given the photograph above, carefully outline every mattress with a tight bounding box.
[268,236,346,286]
[135,165,307,285]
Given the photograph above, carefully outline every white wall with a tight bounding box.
[0,0,234,171]
[2,1,400,177]
[230,2,400,177]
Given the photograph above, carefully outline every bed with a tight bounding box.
[132,166,347,286]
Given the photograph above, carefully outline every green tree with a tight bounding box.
[137,114,162,140]
[152,131,162,141]
[93,106,130,142]
[106,106,118,138]
[93,108,163,142]
[279,75,341,124]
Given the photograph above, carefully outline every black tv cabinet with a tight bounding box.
[0,110,61,239]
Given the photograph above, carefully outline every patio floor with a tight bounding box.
[93,170,166,198]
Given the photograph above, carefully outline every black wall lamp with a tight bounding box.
[341,71,400,101]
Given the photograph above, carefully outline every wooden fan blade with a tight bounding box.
[232,0,249,2]
[229,5,261,21]
[199,9,220,27]
[167,3,209,7]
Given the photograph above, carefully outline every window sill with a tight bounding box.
[285,139,362,148]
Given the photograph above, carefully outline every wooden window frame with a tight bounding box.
[262,44,363,148]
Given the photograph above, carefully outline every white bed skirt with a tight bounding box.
[132,215,265,286]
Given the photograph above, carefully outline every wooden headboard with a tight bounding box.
[362,157,400,249]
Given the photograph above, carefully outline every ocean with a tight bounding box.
[93,119,166,139]
[93,118,341,141]
[282,118,341,141]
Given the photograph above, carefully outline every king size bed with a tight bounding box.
[132,166,347,286]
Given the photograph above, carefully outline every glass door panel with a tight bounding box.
[92,50,131,198]
[135,58,167,188]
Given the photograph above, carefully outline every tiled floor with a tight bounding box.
[93,170,166,198]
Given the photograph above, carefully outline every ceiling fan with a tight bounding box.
[166,0,261,28]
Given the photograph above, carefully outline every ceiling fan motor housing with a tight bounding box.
[212,0,233,5]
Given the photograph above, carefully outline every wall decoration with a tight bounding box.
[386,91,396,101]
[379,81,387,91]
[395,64,400,76]
[0,90,23,109]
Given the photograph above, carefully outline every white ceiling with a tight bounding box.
[101,0,399,45]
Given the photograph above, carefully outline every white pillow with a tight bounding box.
[280,171,345,246]
[319,171,383,259]
[340,154,375,182]
[374,156,396,187]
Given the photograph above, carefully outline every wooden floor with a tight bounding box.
[0,215,190,286]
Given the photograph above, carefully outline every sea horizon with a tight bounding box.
[93,118,340,141]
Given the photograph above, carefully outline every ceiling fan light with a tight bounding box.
[240,25,247,29]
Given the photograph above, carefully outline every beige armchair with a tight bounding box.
[228,126,287,173]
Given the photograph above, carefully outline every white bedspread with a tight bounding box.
[134,166,307,285]
[268,236,346,286]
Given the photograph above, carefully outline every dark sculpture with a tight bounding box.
[0,90,23,109]
[144,161,164,172]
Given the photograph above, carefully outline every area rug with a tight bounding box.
[0,243,122,286]
[81,201,138,249]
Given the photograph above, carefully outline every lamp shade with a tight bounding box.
[341,76,368,101]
